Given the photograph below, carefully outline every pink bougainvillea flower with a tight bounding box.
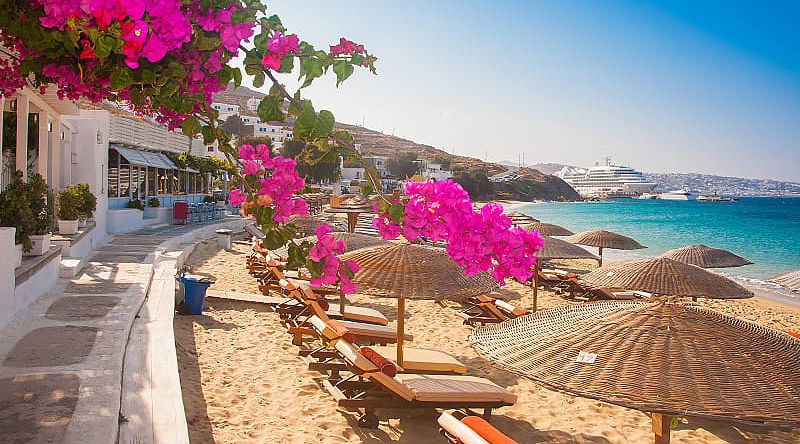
[142,35,168,62]
[241,160,260,176]
[330,37,364,56]
[79,40,96,60]
[228,189,246,206]
[262,52,282,70]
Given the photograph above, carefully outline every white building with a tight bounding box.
[212,100,294,150]
[211,102,239,120]
[416,159,452,181]
[362,155,389,177]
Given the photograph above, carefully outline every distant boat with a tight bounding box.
[698,194,737,202]
[658,189,697,201]
[554,158,657,199]
[637,193,658,200]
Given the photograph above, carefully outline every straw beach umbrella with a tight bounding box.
[325,196,373,232]
[582,257,753,299]
[269,232,386,260]
[521,221,574,237]
[470,300,800,443]
[660,244,753,268]
[566,229,646,266]
[340,243,498,365]
[505,211,539,225]
[770,269,800,292]
[530,236,599,310]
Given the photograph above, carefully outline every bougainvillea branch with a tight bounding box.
[0,0,543,293]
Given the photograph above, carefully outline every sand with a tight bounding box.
[175,238,800,443]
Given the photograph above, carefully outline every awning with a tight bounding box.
[114,146,178,169]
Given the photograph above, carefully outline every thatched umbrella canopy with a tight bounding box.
[470,300,800,443]
[269,232,386,260]
[567,230,646,266]
[660,244,753,268]
[528,236,599,310]
[770,269,800,292]
[521,222,574,237]
[505,211,539,225]
[582,257,753,299]
[325,196,373,232]
[340,243,498,365]
[287,215,347,236]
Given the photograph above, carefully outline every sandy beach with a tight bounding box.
[174,238,800,443]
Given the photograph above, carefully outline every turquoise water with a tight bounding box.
[513,197,800,281]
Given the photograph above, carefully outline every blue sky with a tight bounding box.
[239,1,800,181]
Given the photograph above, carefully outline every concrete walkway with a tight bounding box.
[0,219,241,444]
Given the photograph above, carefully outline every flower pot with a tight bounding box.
[25,234,51,256]
[78,218,87,228]
[14,243,22,268]
[58,219,79,235]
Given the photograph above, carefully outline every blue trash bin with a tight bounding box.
[180,273,214,315]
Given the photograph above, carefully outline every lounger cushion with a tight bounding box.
[395,374,517,404]
[495,300,528,317]
[462,416,518,444]
[370,346,467,374]
[327,320,355,343]
[339,320,414,342]
[338,306,389,325]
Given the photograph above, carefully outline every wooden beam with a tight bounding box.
[652,413,671,444]
[16,95,29,180]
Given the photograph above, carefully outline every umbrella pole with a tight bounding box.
[652,413,671,444]
[347,213,357,233]
[532,262,539,312]
[396,297,405,366]
[339,292,347,314]
[598,247,603,267]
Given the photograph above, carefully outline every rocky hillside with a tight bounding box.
[213,86,580,201]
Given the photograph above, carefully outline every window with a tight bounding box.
[207,146,214,152]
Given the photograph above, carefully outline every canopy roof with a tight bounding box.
[660,244,753,268]
[582,257,753,299]
[471,300,800,427]
[114,146,177,170]
[770,269,800,292]
[567,230,645,250]
[536,236,599,261]
[339,243,498,300]
[522,222,574,237]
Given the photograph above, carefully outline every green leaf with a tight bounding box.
[201,125,215,145]
[299,57,324,88]
[293,104,316,139]
[285,242,306,270]
[109,68,135,90]
[140,69,156,84]
[232,67,242,87]
[95,36,115,59]
[160,82,179,97]
[257,95,285,122]
[277,56,294,74]
[388,203,404,224]
[181,116,202,138]
[252,70,265,88]
[333,130,354,146]
[263,229,285,250]
[260,15,285,33]
[195,32,221,51]
[311,110,335,139]
[333,60,354,86]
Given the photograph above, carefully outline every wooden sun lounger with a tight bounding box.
[301,315,466,375]
[438,411,518,444]
[322,338,516,428]
[457,295,530,326]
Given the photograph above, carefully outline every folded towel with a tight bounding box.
[326,320,354,343]
[358,346,398,377]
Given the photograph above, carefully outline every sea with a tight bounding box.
[510,197,800,307]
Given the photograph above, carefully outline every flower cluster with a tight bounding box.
[262,31,299,70]
[308,226,359,294]
[329,37,364,57]
[373,180,544,284]
[229,144,308,222]
[0,58,27,99]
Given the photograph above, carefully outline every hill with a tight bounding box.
[213,86,580,201]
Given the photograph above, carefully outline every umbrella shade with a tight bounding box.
[522,222,574,237]
[470,300,800,427]
[770,269,800,292]
[339,243,498,300]
[582,257,753,299]
[325,195,373,212]
[536,236,599,261]
[660,244,753,268]
[505,211,539,225]
[567,230,645,250]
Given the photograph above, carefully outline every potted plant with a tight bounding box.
[148,197,160,207]
[76,183,96,227]
[26,173,54,256]
[57,185,84,235]
[127,199,145,210]
[0,171,35,265]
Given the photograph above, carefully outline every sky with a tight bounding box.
[236,1,800,182]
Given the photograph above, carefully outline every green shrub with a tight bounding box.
[27,174,54,235]
[57,186,85,220]
[127,199,145,210]
[203,195,215,203]
[148,197,160,207]
[0,171,36,251]
[75,183,96,219]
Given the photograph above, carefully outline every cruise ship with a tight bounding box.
[554,159,657,198]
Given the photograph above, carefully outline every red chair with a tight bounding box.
[173,201,188,224]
